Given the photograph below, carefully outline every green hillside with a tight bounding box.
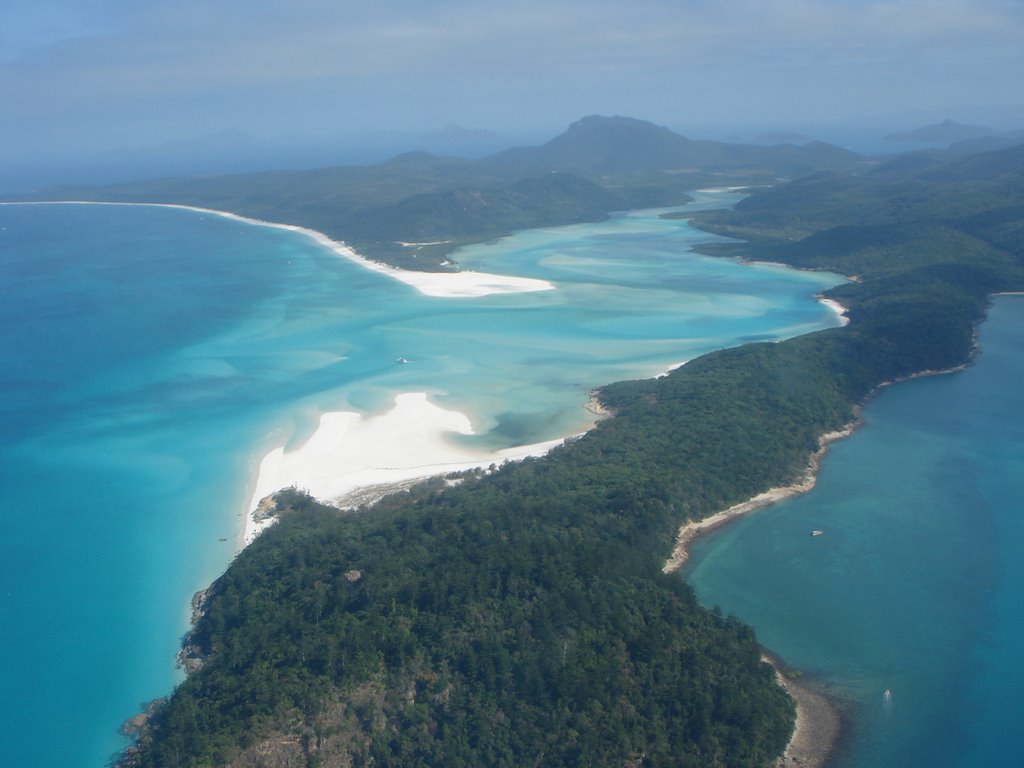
[11,116,866,270]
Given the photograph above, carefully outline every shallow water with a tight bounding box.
[685,296,1024,767]
[0,192,844,767]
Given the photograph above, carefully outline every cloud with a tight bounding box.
[1,0,1022,158]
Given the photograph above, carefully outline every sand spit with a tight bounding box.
[1,200,555,298]
[243,392,582,547]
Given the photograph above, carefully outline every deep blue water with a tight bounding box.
[685,296,1024,767]
[0,193,844,767]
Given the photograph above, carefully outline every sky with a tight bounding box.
[2,0,1023,188]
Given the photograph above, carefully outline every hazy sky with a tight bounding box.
[2,0,1023,179]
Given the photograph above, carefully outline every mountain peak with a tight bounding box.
[563,115,679,140]
[485,115,861,177]
[885,119,994,144]
[530,116,693,173]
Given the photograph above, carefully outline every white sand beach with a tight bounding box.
[243,392,579,545]
[6,202,566,545]
[2,201,555,299]
[265,219,554,297]
[818,297,849,325]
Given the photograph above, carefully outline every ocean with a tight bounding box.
[0,191,844,767]
[685,295,1024,767]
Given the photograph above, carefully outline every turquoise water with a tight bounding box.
[685,296,1024,767]
[0,192,844,767]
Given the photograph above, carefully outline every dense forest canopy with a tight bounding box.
[97,121,1024,767]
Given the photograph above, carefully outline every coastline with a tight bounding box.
[765,652,842,768]
[661,420,858,574]
[14,198,862,764]
[0,200,555,299]
[659,348,984,768]
[658,422,857,768]
[9,172,1017,768]
[1,200,573,550]
[242,392,594,547]
[817,296,849,326]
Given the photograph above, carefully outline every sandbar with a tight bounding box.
[244,392,582,545]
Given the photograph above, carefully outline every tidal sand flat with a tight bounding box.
[0,192,845,767]
[245,392,570,544]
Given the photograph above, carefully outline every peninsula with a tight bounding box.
[16,118,1022,768]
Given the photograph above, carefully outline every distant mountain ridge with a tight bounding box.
[753,131,813,146]
[885,118,995,144]
[9,116,866,269]
[488,115,860,175]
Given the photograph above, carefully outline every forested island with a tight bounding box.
[16,118,1023,767]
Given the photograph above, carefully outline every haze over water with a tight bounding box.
[0,192,846,767]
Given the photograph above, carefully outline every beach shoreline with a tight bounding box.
[658,349,981,767]
[661,420,858,575]
[242,391,595,547]
[13,198,861,764]
[657,422,857,768]
[658,276,981,577]
[817,296,849,325]
[1,200,573,549]
[0,200,555,299]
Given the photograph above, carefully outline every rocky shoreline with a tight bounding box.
[662,418,860,575]
[766,654,842,768]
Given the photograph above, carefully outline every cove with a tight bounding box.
[684,295,1024,767]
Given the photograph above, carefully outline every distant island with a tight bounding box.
[753,131,814,145]
[19,118,1021,768]
[884,118,995,144]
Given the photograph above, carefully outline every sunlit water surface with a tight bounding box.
[0,192,847,766]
